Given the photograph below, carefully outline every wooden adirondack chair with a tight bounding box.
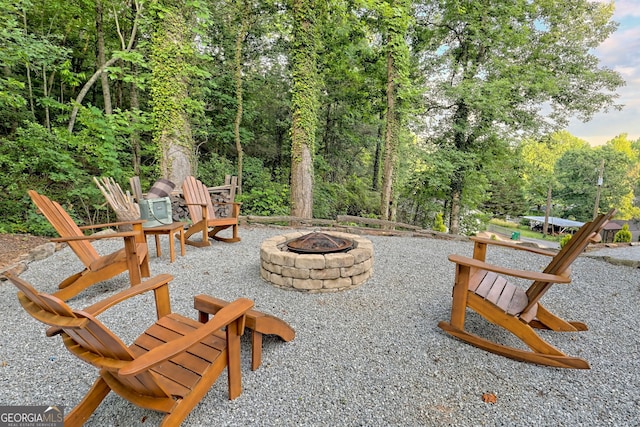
[28,190,150,301]
[182,176,241,247]
[5,271,253,427]
[438,209,615,369]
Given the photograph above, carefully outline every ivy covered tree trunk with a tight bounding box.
[380,40,399,221]
[150,1,195,188]
[289,0,319,218]
[234,0,250,195]
[379,0,411,221]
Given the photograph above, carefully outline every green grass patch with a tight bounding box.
[488,219,563,242]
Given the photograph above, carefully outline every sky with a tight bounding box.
[566,0,640,145]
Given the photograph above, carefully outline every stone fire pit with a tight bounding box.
[260,231,374,292]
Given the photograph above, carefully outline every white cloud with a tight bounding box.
[613,0,640,18]
[567,0,640,145]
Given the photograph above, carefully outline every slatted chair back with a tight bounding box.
[129,176,144,203]
[28,190,99,268]
[183,175,217,221]
[10,273,171,399]
[520,209,615,321]
[94,177,140,222]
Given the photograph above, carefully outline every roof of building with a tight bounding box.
[522,216,585,228]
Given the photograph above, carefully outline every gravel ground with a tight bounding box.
[1,225,639,426]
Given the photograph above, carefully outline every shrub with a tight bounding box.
[234,157,289,216]
[614,224,632,243]
[433,213,447,232]
[560,234,572,248]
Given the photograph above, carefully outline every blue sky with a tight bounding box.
[566,0,640,145]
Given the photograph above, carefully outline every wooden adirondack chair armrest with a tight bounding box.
[46,274,174,337]
[78,219,145,230]
[50,231,140,243]
[119,298,254,377]
[82,274,173,316]
[184,202,208,222]
[210,201,242,206]
[470,236,557,257]
[184,201,240,208]
[448,254,571,284]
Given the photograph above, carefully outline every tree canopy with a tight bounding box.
[0,0,634,236]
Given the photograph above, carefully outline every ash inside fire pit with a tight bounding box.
[286,232,353,254]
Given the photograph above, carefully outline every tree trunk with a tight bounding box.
[448,99,470,235]
[21,12,36,121]
[289,0,318,219]
[234,0,249,196]
[67,1,141,133]
[130,62,141,176]
[449,172,463,234]
[543,184,552,236]
[379,0,410,221]
[95,0,113,115]
[380,36,398,221]
[151,2,194,188]
[371,115,382,191]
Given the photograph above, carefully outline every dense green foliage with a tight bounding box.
[0,0,635,236]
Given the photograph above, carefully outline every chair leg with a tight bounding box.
[449,264,471,330]
[468,294,565,356]
[530,303,588,331]
[184,220,211,247]
[210,225,241,243]
[58,272,83,290]
[64,377,111,427]
[251,331,263,371]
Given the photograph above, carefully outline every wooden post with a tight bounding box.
[544,184,552,237]
[593,159,604,220]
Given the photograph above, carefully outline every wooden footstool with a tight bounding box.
[143,222,186,263]
[194,294,295,370]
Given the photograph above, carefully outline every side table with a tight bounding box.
[143,222,186,263]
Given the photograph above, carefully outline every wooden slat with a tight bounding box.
[150,360,201,390]
[495,282,517,312]
[474,272,497,297]
[468,269,487,292]
[182,176,204,223]
[507,287,530,316]
[132,333,217,374]
[155,315,227,352]
[485,276,508,305]
[129,176,143,202]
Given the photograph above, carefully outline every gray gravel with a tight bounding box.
[1,225,639,426]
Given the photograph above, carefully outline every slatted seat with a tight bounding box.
[182,176,241,247]
[28,190,150,301]
[4,272,253,426]
[468,270,532,317]
[439,209,616,369]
